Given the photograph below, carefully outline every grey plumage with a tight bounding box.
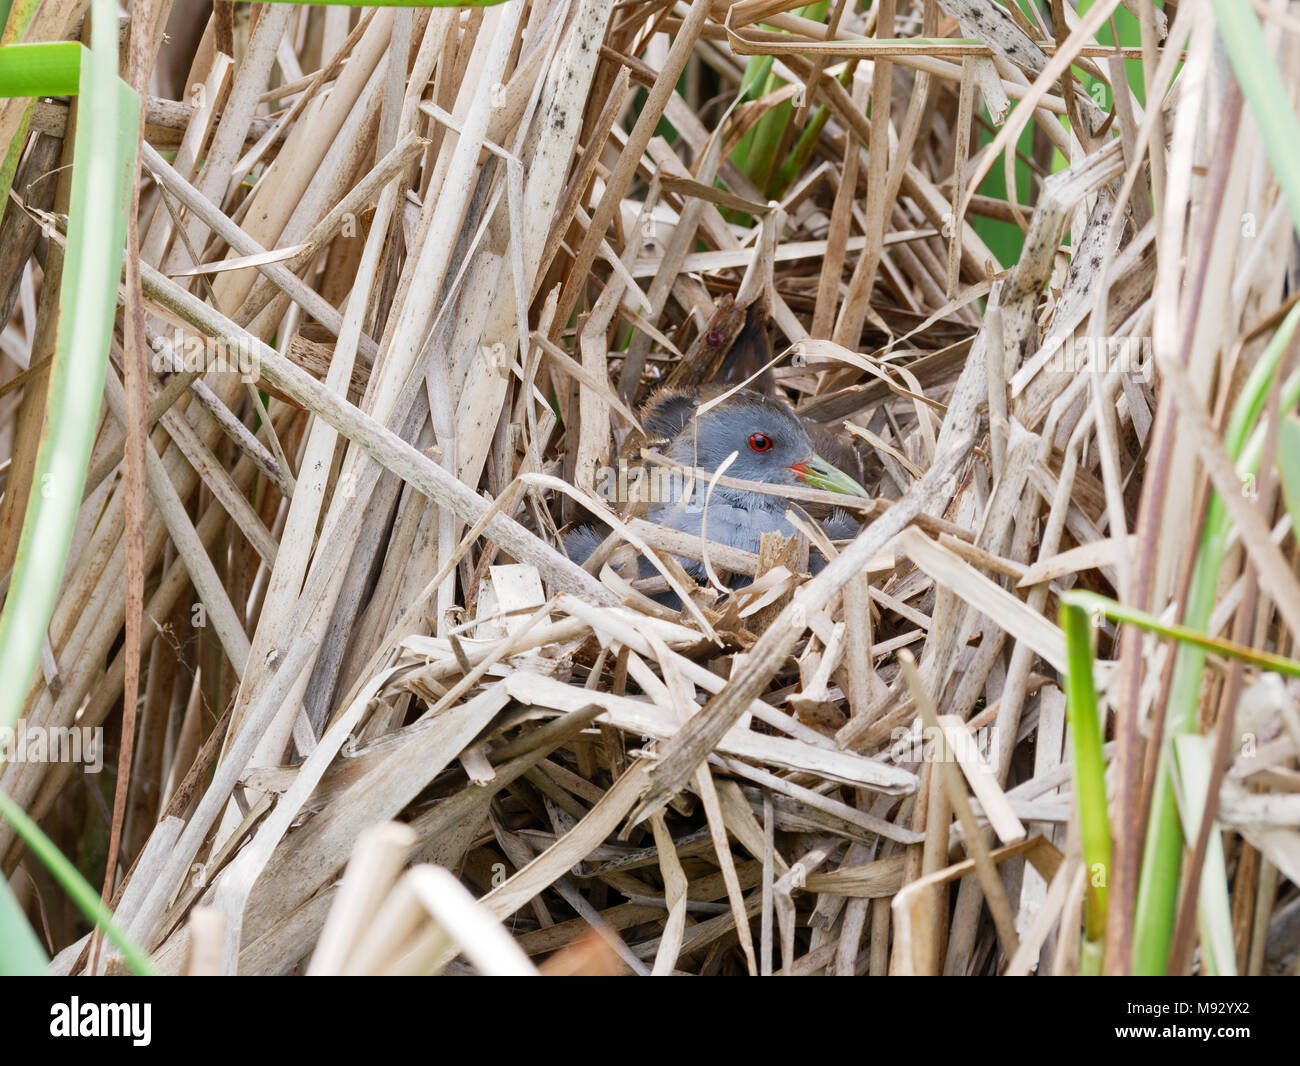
[564,387,863,606]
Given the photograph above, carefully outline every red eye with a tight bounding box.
[748,433,772,453]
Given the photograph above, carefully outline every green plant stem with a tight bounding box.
[0,789,156,974]
[1064,590,1300,678]
[0,41,82,96]
[1131,300,1300,973]
[1061,601,1111,956]
[0,871,48,974]
[1210,0,1300,240]
[0,5,139,738]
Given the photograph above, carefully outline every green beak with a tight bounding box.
[790,454,869,497]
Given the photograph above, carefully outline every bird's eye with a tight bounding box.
[748,433,773,453]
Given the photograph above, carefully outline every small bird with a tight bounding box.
[564,385,866,605]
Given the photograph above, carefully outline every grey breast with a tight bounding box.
[647,482,795,580]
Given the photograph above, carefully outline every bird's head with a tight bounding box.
[658,388,867,496]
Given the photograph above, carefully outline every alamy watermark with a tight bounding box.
[1044,335,1152,380]
[150,327,260,382]
[50,998,150,1045]
[592,459,720,510]
[0,720,104,772]
[889,723,999,763]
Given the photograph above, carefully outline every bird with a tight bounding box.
[563,384,867,606]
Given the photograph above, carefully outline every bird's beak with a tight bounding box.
[788,454,869,497]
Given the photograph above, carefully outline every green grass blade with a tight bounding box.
[1210,0,1300,239]
[0,41,82,96]
[0,98,30,204]
[0,24,139,737]
[0,872,48,974]
[1060,599,1111,968]
[1132,308,1300,973]
[0,788,156,974]
[738,54,773,102]
[1063,590,1300,678]
[1278,415,1300,525]
[0,0,41,42]
[0,0,47,198]
[1169,735,1236,976]
[1226,304,1300,455]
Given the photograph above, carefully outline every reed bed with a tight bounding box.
[1,0,1298,976]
